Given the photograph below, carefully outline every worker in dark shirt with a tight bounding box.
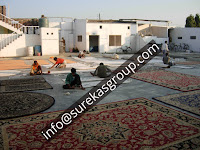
[63,68,85,90]
[90,63,111,78]
[163,53,173,68]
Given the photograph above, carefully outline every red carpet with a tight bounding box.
[1,98,200,149]
[131,70,200,92]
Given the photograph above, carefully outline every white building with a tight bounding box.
[0,13,60,57]
[0,12,170,57]
[169,27,200,52]
[51,18,169,54]
[74,19,138,53]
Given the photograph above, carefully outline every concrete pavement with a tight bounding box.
[0,52,200,119]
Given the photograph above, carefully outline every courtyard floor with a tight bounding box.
[0,51,200,149]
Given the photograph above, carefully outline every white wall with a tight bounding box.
[170,28,200,52]
[0,35,26,57]
[0,34,41,57]
[155,38,168,44]
[143,36,168,44]
[40,28,59,55]
[135,34,146,52]
[129,34,168,53]
[60,22,73,52]
[86,22,137,53]
[73,19,87,51]
[49,21,74,52]
[131,22,138,35]
[49,22,60,28]
[25,34,41,46]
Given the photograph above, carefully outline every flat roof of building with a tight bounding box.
[87,19,137,24]
[119,19,170,23]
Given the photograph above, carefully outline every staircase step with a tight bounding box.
[0,20,24,34]
[0,34,24,50]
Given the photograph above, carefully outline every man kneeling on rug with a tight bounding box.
[63,68,85,90]
[49,57,66,69]
[30,61,42,75]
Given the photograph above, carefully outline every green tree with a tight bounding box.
[185,14,196,27]
[195,14,200,27]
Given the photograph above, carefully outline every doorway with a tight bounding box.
[89,35,99,52]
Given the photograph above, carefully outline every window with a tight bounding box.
[51,33,53,35]
[78,35,82,42]
[47,33,49,35]
[190,36,196,39]
[128,26,130,29]
[109,35,121,46]
[178,37,182,39]
[100,25,102,29]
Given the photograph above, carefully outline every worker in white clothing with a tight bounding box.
[161,41,169,57]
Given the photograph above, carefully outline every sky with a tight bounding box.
[0,0,199,27]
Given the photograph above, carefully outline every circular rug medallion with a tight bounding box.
[0,92,55,119]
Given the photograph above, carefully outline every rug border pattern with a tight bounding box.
[0,97,200,149]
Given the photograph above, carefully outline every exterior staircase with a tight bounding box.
[0,33,23,50]
[0,13,24,34]
[0,13,39,51]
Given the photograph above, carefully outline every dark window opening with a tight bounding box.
[190,36,196,39]
[109,35,121,46]
[78,35,82,42]
[178,37,182,39]
[128,26,130,29]
[100,26,102,29]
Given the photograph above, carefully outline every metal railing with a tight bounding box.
[22,26,40,34]
[0,26,40,50]
[0,33,22,50]
[0,13,24,29]
[0,13,40,34]
[0,13,40,50]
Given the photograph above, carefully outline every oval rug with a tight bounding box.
[0,92,55,119]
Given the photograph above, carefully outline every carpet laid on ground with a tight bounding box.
[176,61,200,65]
[0,92,55,119]
[35,60,50,65]
[62,78,132,88]
[131,70,200,92]
[0,77,52,93]
[0,60,30,70]
[49,59,76,64]
[0,60,50,71]
[0,98,199,149]
[153,90,200,116]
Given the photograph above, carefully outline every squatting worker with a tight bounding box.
[163,52,174,68]
[30,60,42,75]
[78,50,86,58]
[90,63,111,78]
[63,68,85,90]
[49,57,66,69]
